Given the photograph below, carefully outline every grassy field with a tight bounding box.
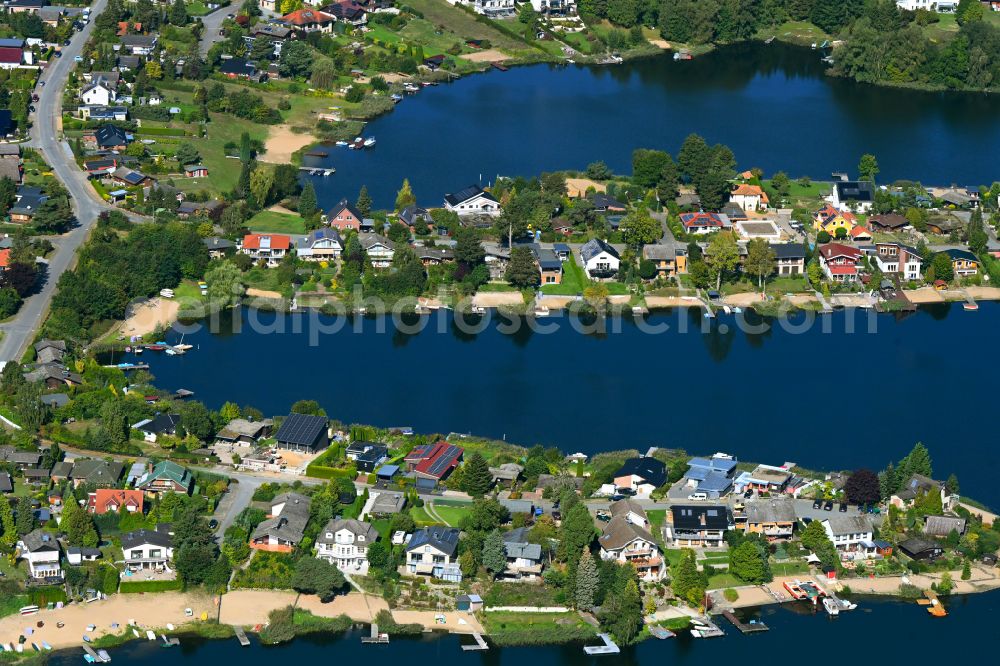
[404,0,529,52]
[248,210,308,234]
[541,254,585,295]
[763,177,829,209]
[707,572,743,589]
[770,560,810,576]
[761,20,829,45]
[480,612,595,646]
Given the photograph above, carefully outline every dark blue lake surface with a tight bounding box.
[304,42,1000,210]
[144,302,997,505]
[44,592,1000,665]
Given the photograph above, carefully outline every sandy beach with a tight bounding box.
[119,297,180,338]
[565,178,605,198]
[904,288,946,303]
[0,591,217,650]
[246,287,283,300]
[472,291,523,307]
[260,125,318,165]
[645,295,701,309]
[459,49,509,63]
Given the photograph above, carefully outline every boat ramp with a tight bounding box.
[721,610,769,634]
[460,632,488,651]
[361,624,389,645]
[234,626,250,646]
[583,633,620,655]
[82,644,110,662]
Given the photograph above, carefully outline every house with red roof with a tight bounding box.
[241,233,292,267]
[325,198,364,231]
[680,211,729,235]
[849,225,872,242]
[404,441,464,483]
[0,47,24,70]
[729,183,769,212]
[817,243,863,282]
[87,489,144,515]
[0,249,11,272]
[280,9,335,34]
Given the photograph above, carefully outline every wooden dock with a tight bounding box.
[361,624,389,644]
[690,617,725,638]
[583,633,620,655]
[234,626,250,647]
[722,610,769,634]
[103,363,150,370]
[460,633,488,651]
[82,645,109,662]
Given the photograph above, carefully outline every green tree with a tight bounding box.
[175,143,200,165]
[0,497,17,547]
[62,498,99,547]
[931,253,954,283]
[844,468,880,505]
[505,246,541,288]
[251,166,275,208]
[169,0,188,26]
[770,171,791,197]
[299,181,318,220]
[395,179,416,212]
[705,231,740,290]
[462,452,493,498]
[601,576,643,643]
[356,185,373,217]
[671,548,707,606]
[957,0,985,25]
[205,261,246,308]
[220,402,241,422]
[858,153,879,182]
[482,529,507,577]
[744,238,776,292]
[453,226,485,267]
[729,540,770,584]
[800,519,838,569]
[15,496,34,536]
[586,161,612,180]
[279,40,314,79]
[632,149,672,189]
[619,207,660,247]
[180,401,215,441]
[558,503,596,565]
[575,547,598,610]
[291,556,346,600]
[100,399,129,448]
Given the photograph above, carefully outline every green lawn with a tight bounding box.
[646,509,666,546]
[707,572,743,589]
[541,255,585,295]
[430,503,472,526]
[248,210,307,235]
[770,560,810,576]
[403,0,529,52]
[761,20,829,45]
[410,506,436,526]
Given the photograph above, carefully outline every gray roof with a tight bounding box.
[894,474,943,502]
[823,515,873,536]
[203,237,235,251]
[316,518,377,546]
[252,494,311,545]
[121,525,172,551]
[70,459,124,485]
[503,540,542,561]
[406,526,460,556]
[599,515,654,551]
[20,529,59,553]
[370,491,406,514]
[0,472,12,493]
[745,498,796,524]
[923,515,966,537]
[445,185,497,207]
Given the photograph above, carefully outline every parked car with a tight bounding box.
[74,55,83,62]
[618,487,637,496]
[839,503,848,512]
[743,489,754,498]
[688,492,708,501]
[208,519,219,530]
[824,500,834,511]
[812,499,823,509]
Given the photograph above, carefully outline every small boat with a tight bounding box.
[132,629,140,638]
[124,346,131,353]
[84,655,96,663]
[83,635,91,643]
[31,643,39,652]
[335,140,348,146]
[97,649,111,662]
[822,597,840,616]
[403,83,419,93]
[133,347,143,355]
[363,137,376,148]
[964,302,978,310]
[146,345,165,351]
[390,94,402,103]
[86,625,96,632]
[174,344,192,351]
[765,36,775,44]
[57,623,65,629]
[146,630,156,641]
[42,642,52,651]
[165,348,177,355]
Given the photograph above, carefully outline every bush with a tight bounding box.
[120,579,184,593]
[723,588,739,602]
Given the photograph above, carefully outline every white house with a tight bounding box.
[315,518,378,573]
[405,526,462,582]
[472,0,516,16]
[598,499,665,581]
[296,228,342,262]
[17,530,62,579]
[501,527,543,580]
[443,185,501,217]
[828,181,875,213]
[80,80,115,106]
[359,232,395,268]
[531,0,577,14]
[821,515,875,559]
[120,525,174,571]
[872,242,923,281]
[896,1,958,11]
[580,238,621,278]
[729,183,769,212]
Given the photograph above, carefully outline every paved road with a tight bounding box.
[0,0,113,364]
[208,468,323,538]
[198,6,234,58]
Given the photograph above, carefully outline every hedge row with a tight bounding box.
[119,579,184,594]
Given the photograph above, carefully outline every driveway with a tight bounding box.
[198,7,234,58]
[0,0,112,364]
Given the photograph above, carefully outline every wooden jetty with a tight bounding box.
[361,624,389,644]
[583,633,620,655]
[234,626,250,646]
[460,633,488,651]
[722,610,769,634]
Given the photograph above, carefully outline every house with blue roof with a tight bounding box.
[682,454,738,499]
[405,526,462,582]
[296,227,343,262]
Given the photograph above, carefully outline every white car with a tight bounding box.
[687,492,708,501]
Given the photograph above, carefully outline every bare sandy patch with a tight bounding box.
[649,39,671,49]
[218,590,297,626]
[392,610,483,634]
[268,203,297,215]
[459,49,509,63]
[296,592,388,621]
[964,286,1000,301]
[536,295,576,309]
[260,124,317,165]
[787,293,819,307]
[472,291,523,307]
[0,591,217,650]
[565,178,606,198]
[645,296,701,309]
[120,297,180,337]
[723,292,766,307]
[246,287,283,300]
[903,288,945,304]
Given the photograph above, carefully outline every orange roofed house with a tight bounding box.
[241,233,291,267]
[817,242,862,282]
[404,442,464,489]
[280,9,335,35]
[729,184,769,212]
[88,489,144,515]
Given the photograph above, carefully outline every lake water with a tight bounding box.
[304,42,1000,210]
[142,302,997,506]
[44,592,1000,665]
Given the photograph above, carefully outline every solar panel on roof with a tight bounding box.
[277,414,326,445]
